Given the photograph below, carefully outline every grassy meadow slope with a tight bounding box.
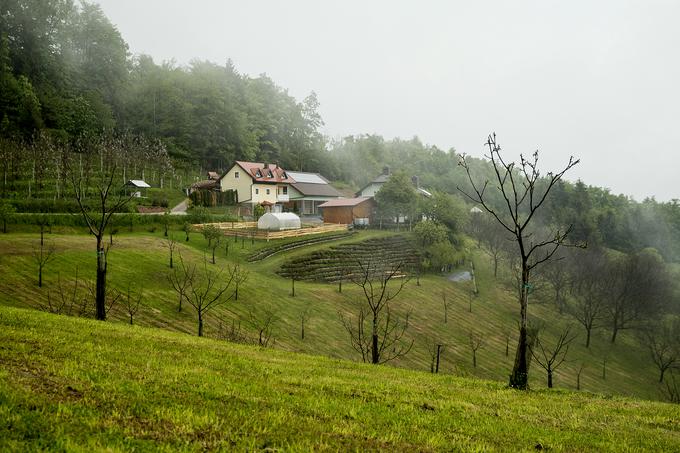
[1,306,678,451]
[0,229,668,401]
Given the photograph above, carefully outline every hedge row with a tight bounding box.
[189,189,237,207]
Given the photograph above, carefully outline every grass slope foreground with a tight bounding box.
[1,307,678,452]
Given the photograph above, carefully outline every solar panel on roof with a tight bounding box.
[286,171,325,184]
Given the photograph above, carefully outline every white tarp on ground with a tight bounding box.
[257,212,301,231]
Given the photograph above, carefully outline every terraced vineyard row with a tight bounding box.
[247,231,356,262]
[277,235,420,282]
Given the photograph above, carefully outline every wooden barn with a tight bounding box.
[318,197,376,225]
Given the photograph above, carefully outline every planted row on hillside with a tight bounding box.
[278,235,420,282]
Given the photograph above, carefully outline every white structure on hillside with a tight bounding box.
[257,212,301,231]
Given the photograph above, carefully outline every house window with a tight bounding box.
[268,171,273,178]
[255,188,259,194]
[266,188,270,195]
[235,171,239,179]
[256,170,262,177]
[282,186,288,195]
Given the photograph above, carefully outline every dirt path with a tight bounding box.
[170,199,189,215]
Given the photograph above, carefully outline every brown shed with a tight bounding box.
[318,197,376,225]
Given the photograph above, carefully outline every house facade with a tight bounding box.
[357,167,432,198]
[218,161,341,215]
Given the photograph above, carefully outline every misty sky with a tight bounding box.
[96,0,680,201]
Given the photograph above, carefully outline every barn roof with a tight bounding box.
[126,180,151,188]
[318,197,372,208]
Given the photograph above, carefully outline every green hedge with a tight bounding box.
[189,189,237,207]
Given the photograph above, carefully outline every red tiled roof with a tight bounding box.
[233,161,295,184]
[318,197,372,208]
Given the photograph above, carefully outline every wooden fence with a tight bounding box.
[193,222,348,241]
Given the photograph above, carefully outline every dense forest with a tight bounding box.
[1,0,680,265]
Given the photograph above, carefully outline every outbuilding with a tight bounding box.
[318,197,376,225]
[257,212,301,231]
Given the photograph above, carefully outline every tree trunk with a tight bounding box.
[435,345,441,373]
[198,312,204,337]
[610,324,619,343]
[371,316,379,364]
[585,327,592,348]
[38,265,42,287]
[472,350,477,368]
[177,294,182,312]
[547,370,553,388]
[95,238,107,321]
[509,270,530,389]
[660,368,666,384]
[169,250,173,269]
[301,319,305,340]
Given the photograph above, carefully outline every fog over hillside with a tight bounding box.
[97,0,680,201]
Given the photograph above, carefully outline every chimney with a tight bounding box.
[382,165,390,176]
[411,175,419,188]
[264,162,269,169]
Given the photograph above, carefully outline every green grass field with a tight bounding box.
[1,306,678,451]
[0,228,671,405]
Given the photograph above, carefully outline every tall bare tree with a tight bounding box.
[458,133,579,389]
[340,260,412,364]
[530,326,577,388]
[67,136,137,320]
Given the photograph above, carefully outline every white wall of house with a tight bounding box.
[251,183,279,204]
[359,182,384,198]
[220,165,253,203]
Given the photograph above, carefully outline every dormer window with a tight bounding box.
[268,171,273,178]
[282,172,287,179]
[255,170,262,177]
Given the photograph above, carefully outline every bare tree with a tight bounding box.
[442,289,452,324]
[122,285,143,325]
[247,306,279,347]
[565,248,608,348]
[340,260,412,364]
[32,240,55,287]
[530,326,577,388]
[640,320,679,383]
[576,362,586,391]
[300,308,311,340]
[167,252,195,313]
[539,250,571,314]
[232,265,249,301]
[185,261,242,337]
[501,326,512,357]
[458,133,579,389]
[67,136,138,321]
[42,269,82,315]
[468,331,484,368]
[605,249,671,343]
[423,336,445,373]
[164,234,177,268]
[202,225,222,264]
[477,214,509,278]
[664,370,680,404]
